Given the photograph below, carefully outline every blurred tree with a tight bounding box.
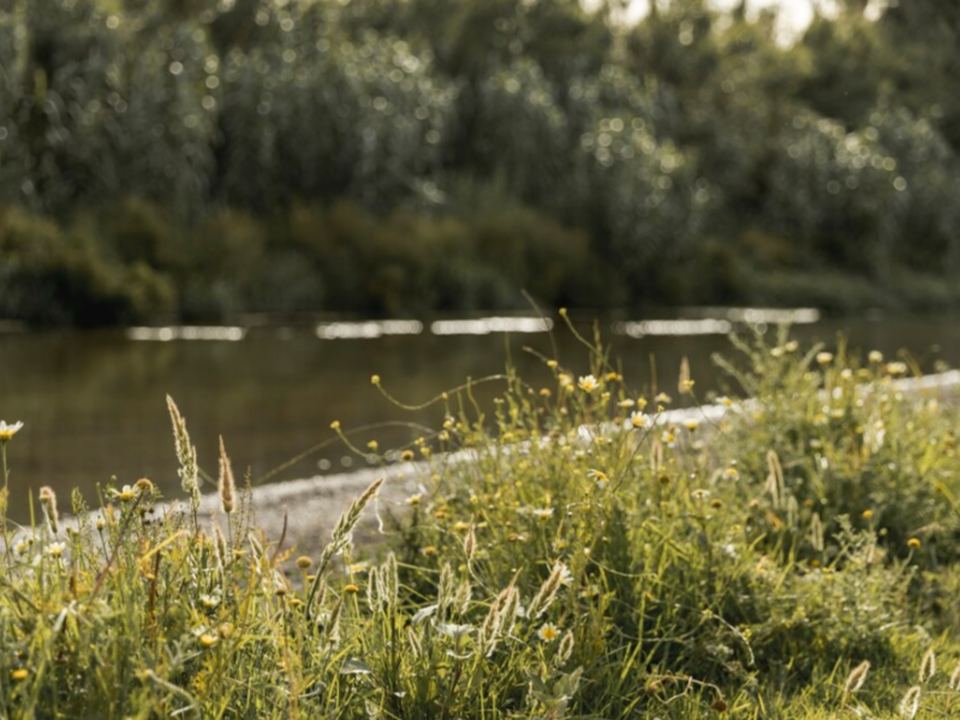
[0,0,959,323]
[797,8,888,128]
[879,0,960,150]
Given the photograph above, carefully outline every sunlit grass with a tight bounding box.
[2,322,960,718]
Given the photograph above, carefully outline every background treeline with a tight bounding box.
[1,0,959,325]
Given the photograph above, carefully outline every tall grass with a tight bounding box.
[3,324,960,718]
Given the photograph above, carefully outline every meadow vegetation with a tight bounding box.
[2,1,960,323]
[3,325,960,718]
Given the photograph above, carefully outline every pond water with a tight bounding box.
[1,310,958,521]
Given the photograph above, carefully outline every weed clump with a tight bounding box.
[2,324,960,718]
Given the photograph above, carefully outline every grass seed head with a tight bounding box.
[844,660,871,695]
[406,625,423,659]
[438,563,455,616]
[556,630,575,665]
[39,486,59,534]
[325,598,343,646]
[320,478,383,568]
[920,648,936,683]
[166,395,200,510]
[366,567,382,612]
[480,585,514,655]
[765,449,784,508]
[453,577,472,616]
[379,552,398,607]
[499,584,520,635]
[528,561,567,619]
[218,435,236,514]
[899,686,921,719]
[949,663,960,691]
[810,513,824,553]
[463,524,476,562]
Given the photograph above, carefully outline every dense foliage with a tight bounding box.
[3,328,960,717]
[1,0,959,323]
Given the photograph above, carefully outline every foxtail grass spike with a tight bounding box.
[766,449,784,508]
[380,553,398,607]
[920,648,937,683]
[463,524,476,562]
[900,686,921,720]
[948,663,960,691]
[528,561,567,619]
[557,630,575,666]
[218,435,236,515]
[305,477,384,615]
[39,486,59,535]
[166,395,200,511]
[844,660,870,696]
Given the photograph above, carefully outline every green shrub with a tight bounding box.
[104,197,183,272]
[0,206,174,326]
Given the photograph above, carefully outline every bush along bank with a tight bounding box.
[7,198,960,327]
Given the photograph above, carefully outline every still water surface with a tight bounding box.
[1,311,958,520]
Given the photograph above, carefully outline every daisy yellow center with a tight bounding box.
[538,624,560,641]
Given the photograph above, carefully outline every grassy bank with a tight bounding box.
[3,324,960,717]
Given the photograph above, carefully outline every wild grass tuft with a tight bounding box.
[3,324,960,717]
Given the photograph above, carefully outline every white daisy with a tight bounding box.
[630,411,650,429]
[0,420,24,441]
[538,623,560,642]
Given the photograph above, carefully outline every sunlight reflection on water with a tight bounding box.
[315,320,424,339]
[613,308,820,337]
[127,326,247,342]
[430,317,553,335]
[126,311,815,344]
[613,319,733,338]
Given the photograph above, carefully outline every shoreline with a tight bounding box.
[10,369,959,557]
[204,368,960,553]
